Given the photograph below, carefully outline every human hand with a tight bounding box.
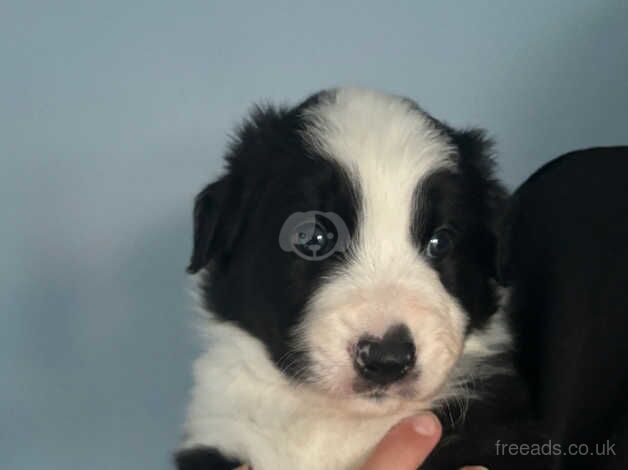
[360,412,441,470]
[360,413,486,470]
[234,413,485,470]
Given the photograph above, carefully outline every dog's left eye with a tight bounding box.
[425,228,454,260]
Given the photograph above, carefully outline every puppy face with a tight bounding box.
[188,88,506,412]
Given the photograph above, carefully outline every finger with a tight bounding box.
[233,466,249,470]
[460,467,489,470]
[361,413,442,470]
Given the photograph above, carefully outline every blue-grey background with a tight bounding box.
[1,1,627,468]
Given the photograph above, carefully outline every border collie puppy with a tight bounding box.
[176,88,547,470]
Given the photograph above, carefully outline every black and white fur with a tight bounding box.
[176,88,547,469]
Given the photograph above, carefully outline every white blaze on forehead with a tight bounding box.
[298,88,468,402]
[303,88,456,268]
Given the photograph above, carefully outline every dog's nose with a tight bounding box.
[354,325,416,386]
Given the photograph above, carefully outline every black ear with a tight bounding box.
[187,105,288,274]
[187,179,225,273]
[187,174,249,274]
[453,129,508,220]
[452,128,509,279]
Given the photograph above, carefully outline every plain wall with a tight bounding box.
[1,1,627,468]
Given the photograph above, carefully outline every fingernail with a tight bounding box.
[410,413,439,436]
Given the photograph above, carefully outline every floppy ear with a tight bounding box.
[453,129,508,222]
[187,179,224,273]
[187,175,249,274]
[452,128,509,279]
[187,105,288,273]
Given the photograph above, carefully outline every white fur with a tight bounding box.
[180,89,512,469]
[182,321,408,469]
[181,314,511,470]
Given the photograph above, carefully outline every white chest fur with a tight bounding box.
[180,312,510,470]
[180,322,430,470]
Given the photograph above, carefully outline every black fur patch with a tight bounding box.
[412,129,507,331]
[188,98,359,379]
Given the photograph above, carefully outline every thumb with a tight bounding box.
[361,413,442,470]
